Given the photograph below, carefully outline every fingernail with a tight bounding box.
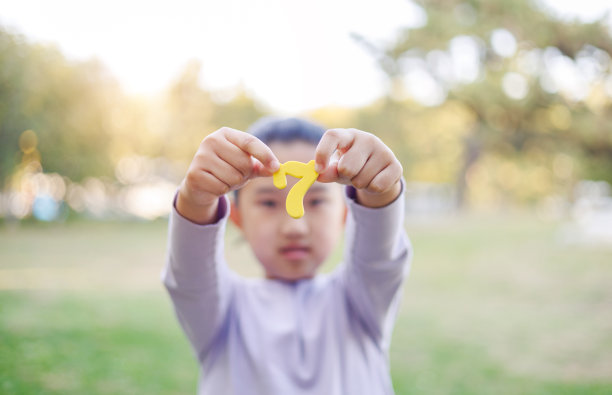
[315,162,324,173]
[271,160,280,171]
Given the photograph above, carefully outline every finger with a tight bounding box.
[187,168,231,197]
[335,141,373,183]
[350,154,387,190]
[315,129,356,173]
[367,162,402,193]
[251,157,278,178]
[193,146,247,187]
[215,139,256,178]
[316,161,340,184]
[222,127,280,172]
[207,154,247,190]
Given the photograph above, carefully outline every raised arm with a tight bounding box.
[316,128,412,342]
[341,184,411,344]
[162,195,233,361]
[162,127,279,361]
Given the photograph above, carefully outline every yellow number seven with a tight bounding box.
[272,160,319,219]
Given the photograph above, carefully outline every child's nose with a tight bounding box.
[280,214,309,238]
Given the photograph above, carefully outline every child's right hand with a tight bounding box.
[176,127,280,224]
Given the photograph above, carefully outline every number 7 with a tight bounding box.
[272,160,319,219]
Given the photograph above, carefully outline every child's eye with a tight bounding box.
[308,198,326,207]
[258,200,278,208]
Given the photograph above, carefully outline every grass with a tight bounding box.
[0,292,196,394]
[1,214,611,394]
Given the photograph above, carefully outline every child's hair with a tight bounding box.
[233,117,326,204]
[247,116,326,146]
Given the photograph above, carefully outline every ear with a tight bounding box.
[229,200,243,229]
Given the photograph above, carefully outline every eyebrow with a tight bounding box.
[307,185,328,193]
[254,187,281,195]
[254,184,331,195]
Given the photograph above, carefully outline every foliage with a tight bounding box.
[158,60,266,163]
[0,27,265,193]
[0,26,119,183]
[353,0,612,207]
[3,0,612,212]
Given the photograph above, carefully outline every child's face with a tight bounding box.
[232,140,346,281]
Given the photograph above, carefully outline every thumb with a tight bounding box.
[251,157,277,178]
[316,161,340,183]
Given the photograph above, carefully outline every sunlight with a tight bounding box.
[0,0,426,113]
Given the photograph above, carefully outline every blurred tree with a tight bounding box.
[160,60,266,164]
[159,60,216,162]
[0,26,118,185]
[210,88,267,132]
[355,0,612,207]
[1,26,268,197]
[0,27,33,185]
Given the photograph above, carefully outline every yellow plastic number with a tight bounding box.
[273,160,319,219]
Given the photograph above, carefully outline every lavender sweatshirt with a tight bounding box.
[162,185,412,394]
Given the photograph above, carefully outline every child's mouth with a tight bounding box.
[279,246,310,260]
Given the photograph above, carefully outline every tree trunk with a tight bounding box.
[455,133,482,210]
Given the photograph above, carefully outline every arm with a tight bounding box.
[341,182,412,344]
[315,128,412,342]
[162,127,279,360]
[162,195,233,361]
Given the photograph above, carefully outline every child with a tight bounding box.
[162,117,412,394]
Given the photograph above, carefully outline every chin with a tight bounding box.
[263,259,322,282]
[268,271,315,282]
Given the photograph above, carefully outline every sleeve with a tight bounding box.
[161,194,234,362]
[339,180,413,348]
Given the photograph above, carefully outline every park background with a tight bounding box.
[1,0,611,393]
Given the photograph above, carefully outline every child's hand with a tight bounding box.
[177,127,280,224]
[315,128,402,208]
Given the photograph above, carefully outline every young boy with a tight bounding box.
[162,117,412,394]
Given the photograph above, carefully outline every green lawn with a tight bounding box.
[1,215,611,394]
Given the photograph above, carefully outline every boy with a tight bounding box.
[162,117,412,394]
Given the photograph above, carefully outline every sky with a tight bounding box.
[0,0,611,114]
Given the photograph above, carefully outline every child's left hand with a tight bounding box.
[315,128,402,208]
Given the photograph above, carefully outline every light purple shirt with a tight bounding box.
[162,184,412,394]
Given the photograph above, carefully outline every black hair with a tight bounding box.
[233,117,326,204]
[247,116,326,146]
